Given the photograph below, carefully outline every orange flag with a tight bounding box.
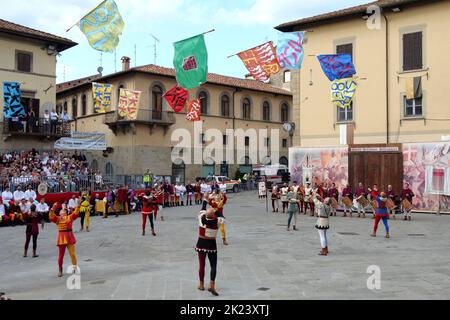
[186,99,201,122]
[237,41,281,82]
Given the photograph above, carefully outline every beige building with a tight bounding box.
[56,59,293,183]
[276,0,450,212]
[0,19,77,149]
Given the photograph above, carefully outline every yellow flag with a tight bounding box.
[118,88,141,120]
[406,77,415,100]
[331,78,358,109]
[92,83,113,113]
[77,0,125,52]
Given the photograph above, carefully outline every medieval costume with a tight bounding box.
[209,192,229,246]
[371,193,390,238]
[186,183,195,206]
[386,187,397,219]
[49,205,80,277]
[79,197,90,232]
[314,197,332,256]
[354,184,367,218]
[327,184,339,217]
[342,185,353,217]
[194,183,201,205]
[271,186,280,213]
[304,184,314,216]
[142,192,157,236]
[21,206,44,258]
[195,210,224,297]
[401,186,415,221]
[280,185,289,213]
[287,189,299,231]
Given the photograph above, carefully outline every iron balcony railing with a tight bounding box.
[2,118,71,137]
[104,109,176,126]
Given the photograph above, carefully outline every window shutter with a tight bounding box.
[403,32,422,71]
[17,53,31,72]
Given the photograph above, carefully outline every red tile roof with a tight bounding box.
[57,64,292,96]
[275,0,441,31]
[0,19,77,52]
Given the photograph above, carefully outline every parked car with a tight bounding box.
[205,176,240,193]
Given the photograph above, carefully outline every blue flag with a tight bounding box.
[2,82,25,119]
[276,31,305,70]
[317,54,356,81]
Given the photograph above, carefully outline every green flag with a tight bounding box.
[173,35,208,90]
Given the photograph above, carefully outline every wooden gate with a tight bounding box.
[348,144,403,193]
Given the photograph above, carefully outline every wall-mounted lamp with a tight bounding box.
[46,45,58,56]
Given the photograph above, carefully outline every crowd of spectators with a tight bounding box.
[0,149,104,193]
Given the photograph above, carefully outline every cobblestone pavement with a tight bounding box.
[0,191,449,300]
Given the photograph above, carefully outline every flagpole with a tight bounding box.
[66,0,108,32]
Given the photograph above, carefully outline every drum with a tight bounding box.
[38,183,48,196]
[402,199,413,212]
[331,198,339,209]
[342,196,353,208]
[370,200,378,209]
[386,198,396,211]
[357,196,369,208]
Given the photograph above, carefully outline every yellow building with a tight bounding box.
[56,58,293,183]
[0,19,77,149]
[276,0,450,212]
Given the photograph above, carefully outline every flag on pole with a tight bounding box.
[237,42,280,82]
[186,99,201,122]
[118,88,141,120]
[331,78,358,109]
[276,31,305,70]
[92,83,113,113]
[2,82,26,119]
[173,35,208,90]
[77,0,125,52]
[163,85,189,113]
[317,54,356,81]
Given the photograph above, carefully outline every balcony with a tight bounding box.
[104,109,176,135]
[2,118,71,140]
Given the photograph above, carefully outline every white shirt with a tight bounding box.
[68,198,79,209]
[20,203,30,213]
[219,184,227,193]
[13,190,25,202]
[24,190,37,201]
[2,191,13,203]
[43,113,50,124]
[0,204,5,215]
[36,203,49,213]
[50,112,58,120]
[200,183,209,193]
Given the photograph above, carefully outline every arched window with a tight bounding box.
[81,94,87,116]
[63,101,67,114]
[91,159,98,170]
[117,84,125,103]
[198,91,208,115]
[172,161,186,184]
[72,97,77,119]
[152,85,163,120]
[281,103,289,123]
[262,101,271,121]
[280,156,289,166]
[242,98,251,119]
[105,162,114,176]
[221,94,230,117]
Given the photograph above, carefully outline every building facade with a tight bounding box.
[56,59,293,183]
[0,19,77,150]
[276,0,450,212]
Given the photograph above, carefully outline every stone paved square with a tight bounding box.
[0,192,449,300]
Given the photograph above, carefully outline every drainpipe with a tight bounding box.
[383,11,390,145]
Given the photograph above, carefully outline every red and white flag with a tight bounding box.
[237,41,281,82]
[186,99,201,122]
[163,85,189,113]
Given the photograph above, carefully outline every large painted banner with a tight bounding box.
[2,82,26,119]
[289,147,349,190]
[92,83,113,113]
[403,143,450,212]
[55,132,107,151]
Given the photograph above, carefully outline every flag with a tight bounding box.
[406,76,422,100]
[77,0,125,52]
[163,85,189,113]
[317,54,356,81]
[276,31,305,70]
[331,78,358,109]
[173,35,208,90]
[186,99,201,122]
[92,83,113,113]
[118,88,141,120]
[238,42,280,82]
[2,82,26,119]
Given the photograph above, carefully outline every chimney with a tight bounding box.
[121,56,131,71]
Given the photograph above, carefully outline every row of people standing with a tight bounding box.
[161,181,227,208]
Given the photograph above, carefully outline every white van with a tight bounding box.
[252,164,289,188]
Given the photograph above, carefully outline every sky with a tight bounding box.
[1,0,368,83]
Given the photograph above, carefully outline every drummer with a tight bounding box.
[354,182,367,218]
[386,185,397,220]
[342,184,353,217]
[327,183,339,217]
[401,183,415,221]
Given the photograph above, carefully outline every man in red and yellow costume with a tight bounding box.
[208,189,228,246]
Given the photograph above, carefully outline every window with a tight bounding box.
[223,135,228,145]
[198,91,208,115]
[117,84,125,103]
[280,156,289,166]
[16,51,32,72]
[282,139,288,148]
[105,163,114,176]
[336,43,353,61]
[72,97,78,119]
[221,94,230,117]
[337,103,353,122]
[242,98,251,119]
[245,136,250,146]
[403,96,423,117]
[63,101,67,114]
[281,103,289,122]
[82,94,87,116]
[152,85,163,120]
[262,101,271,121]
[403,32,423,71]
[283,70,291,83]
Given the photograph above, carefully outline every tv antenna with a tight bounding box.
[150,33,160,65]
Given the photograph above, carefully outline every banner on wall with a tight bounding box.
[55,132,107,151]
